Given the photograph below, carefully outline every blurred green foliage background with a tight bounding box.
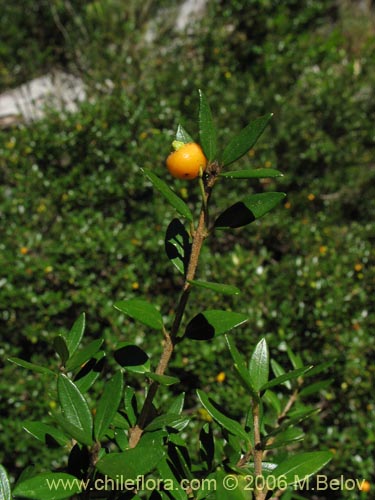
[0,1,374,498]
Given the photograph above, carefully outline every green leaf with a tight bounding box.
[261,366,313,391]
[0,465,11,500]
[225,335,258,400]
[264,427,304,449]
[215,192,286,229]
[142,169,193,221]
[145,413,189,432]
[273,451,333,485]
[94,371,124,441]
[185,310,248,341]
[299,380,332,397]
[146,372,180,385]
[124,386,138,427]
[248,338,269,392]
[220,168,284,179]
[57,374,93,445]
[13,472,82,499]
[165,218,191,275]
[64,313,85,357]
[167,392,185,415]
[222,114,272,166]
[114,298,163,330]
[196,389,250,443]
[176,124,194,144]
[157,459,187,500]
[97,437,165,480]
[198,89,217,162]
[114,343,150,373]
[8,357,55,376]
[23,421,69,447]
[74,351,106,393]
[52,413,92,445]
[189,280,240,296]
[65,338,103,371]
[52,335,69,366]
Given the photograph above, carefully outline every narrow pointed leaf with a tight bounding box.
[261,366,313,391]
[8,357,55,376]
[265,427,304,449]
[57,374,93,444]
[97,437,165,480]
[273,451,333,485]
[13,472,82,499]
[52,413,92,445]
[299,379,332,397]
[225,335,258,400]
[145,413,189,432]
[157,459,187,500]
[114,343,150,373]
[198,89,217,162]
[165,218,191,275]
[74,351,106,393]
[176,124,194,144]
[220,168,283,179]
[64,313,85,357]
[65,338,103,371]
[185,310,248,340]
[197,389,250,443]
[94,371,124,441]
[189,280,240,296]
[23,421,69,447]
[146,372,179,385]
[142,169,193,221]
[114,298,163,330]
[215,192,286,229]
[0,465,11,500]
[124,386,138,426]
[53,335,69,365]
[167,392,185,415]
[222,114,272,166]
[249,338,269,391]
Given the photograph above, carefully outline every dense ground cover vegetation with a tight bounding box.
[1,0,374,498]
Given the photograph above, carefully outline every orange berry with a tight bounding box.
[360,480,370,492]
[166,142,207,180]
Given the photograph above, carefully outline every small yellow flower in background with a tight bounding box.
[248,149,255,157]
[264,160,272,168]
[307,193,315,201]
[224,71,232,79]
[354,263,363,272]
[180,187,188,199]
[20,247,29,255]
[37,203,46,213]
[198,408,213,422]
[44,265,53,273]
[5,138,16,149]
[131,238,140,246]
[139,131,148,140]
[49,401,57,410]
[216,371,226,383]
[284,201,291,209]
[319,245,328,255]
[61,193,69,202]
[213,47,220,55]
[360,480,371,493]
[131,282,139,290]
[75,123,83,132]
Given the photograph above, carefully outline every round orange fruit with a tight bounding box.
[166,142,207,180]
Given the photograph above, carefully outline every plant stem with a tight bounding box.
[128,166,219,448]
[253,398,267,500]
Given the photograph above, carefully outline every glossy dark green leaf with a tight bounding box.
[248,338,269,392]
[114,343,150,373]
[96,437,165,480]
[74,351,106,393]
[189,279,240,296]
[220,168,283,179]
[53,335,69,366]
[94,371,124,441]
[64,313,85,357]
[198,89,217,162]
[222,114,272,166]
[52,413,92,445]
[145,413,189,432]
[185,310,248,340]
[273,451,333,485]
[8,357,55,376]
[142,169,193,221]
[124,386,138,426]
[167,392,185,415]
[214,192,286,229]
[13,472,82,499]
[176,124,194,144]
[265,427,304,449]
[305,360,335,377]
[57,374,93,445]
[147,372,179,385]
[286,345,303,369]
[165,218,191,275]
[65,338,103,371]
[114,298,163,330]
[0,465,11,500]
[261,366,313,391]
[157,459,187,500]
[23,421,69,447]
[197,389,250,443]
[225,335,258,400]
[299,379,332,397]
